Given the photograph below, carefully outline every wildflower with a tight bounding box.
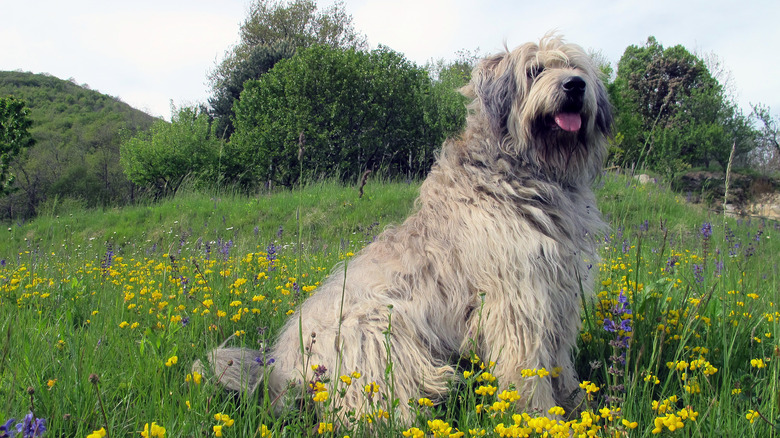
[317,422,333,434]
[622,419,639,429]
[46,379,56,389]
[87,427,107,438]
[339,375,352,385]
[313,391,329,403]
[746,410,759,424]
[427,419,453,438]
[403,427,425,438]
[750,358,767,369]
[185,371,202,385]
[418,398,434,407]
[141,422,166,437]
[548,406,566,416]
[213,425,223,437]
[700,222,712,239]
[474,385,497,396]
[364,382,379,395]
[258,424,272,437]
[164,356,178,367]
[15,412,47,438]
[1,419,16,438]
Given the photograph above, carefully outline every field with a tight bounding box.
[0,174,778,437]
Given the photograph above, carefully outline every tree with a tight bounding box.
[0,96,34,195]
[230,45,466,187]
[120,106,222,198]
[611,37,753,176]
[209,0,365,139]
[750,104,780,172]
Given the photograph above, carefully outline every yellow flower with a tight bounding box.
[746,410,759,423]
[474,385,497,396]
[185,371,202,385]
[548,406,566,416]
[258,424,272,437]
[213,425,223,437]
[751,358,767,369]
[317,422,333,434]
[364,381,380,394]
[622,419,639,429]
[340,375,352,385]
[119,321,129,328]
[47,379,57,389]
[418,397,434,407]
[164,356,178,367]
[403,427,425,438]
[87,427,107,438]
[140,422,166,438]
[313,390,329,403]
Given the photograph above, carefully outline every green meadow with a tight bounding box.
[0,174,778,437]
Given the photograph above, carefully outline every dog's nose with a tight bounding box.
[562,76,586,94]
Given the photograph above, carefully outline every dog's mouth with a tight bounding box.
[552,113,582,132]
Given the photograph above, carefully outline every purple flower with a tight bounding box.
[700,222,712,239]
[603,318,617,333]
[181,317,189,327]
[1,418,16,438]
[16,413,46,438]
[693,264,704,283]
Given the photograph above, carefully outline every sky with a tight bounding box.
[2,0,778,121]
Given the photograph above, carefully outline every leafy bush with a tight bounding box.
[230,45,466,187]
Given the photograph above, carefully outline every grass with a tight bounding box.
[0,173,778,437]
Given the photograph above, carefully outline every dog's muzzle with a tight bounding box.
[553,76,586,132]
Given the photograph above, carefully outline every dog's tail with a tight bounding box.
[192,337,265,394]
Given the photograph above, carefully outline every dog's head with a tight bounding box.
[463,34,613,184]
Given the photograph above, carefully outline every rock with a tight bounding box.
[634,174,654,184]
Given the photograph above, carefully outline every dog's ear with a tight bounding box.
[466,53,517,140]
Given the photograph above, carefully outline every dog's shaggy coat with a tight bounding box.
[196,34,613,421]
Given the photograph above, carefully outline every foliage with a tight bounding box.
[208,0,365,139]
[749,104,780,173]
[230,45,467,187]
[0,96,34,196]
[1,175,779,437]
[610,37,754,176]
[120,106,223,198]
[0,71,157,220]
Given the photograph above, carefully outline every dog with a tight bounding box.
[195,34,612,423]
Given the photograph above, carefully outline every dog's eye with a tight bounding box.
[527,65,543,79]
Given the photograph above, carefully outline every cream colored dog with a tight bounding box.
[196,34,612,423]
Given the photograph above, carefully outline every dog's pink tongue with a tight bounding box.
[554,113,582,132]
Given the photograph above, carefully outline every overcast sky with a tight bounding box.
[2,0,777,121]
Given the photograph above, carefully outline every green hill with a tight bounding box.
[0,71,158,221]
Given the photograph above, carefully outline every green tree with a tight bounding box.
[230,45,466,187]
[120,106,222,198]
[0,96,34,195]
[750,104,780,172]
[610,37,751,176]
[209,0,365,139]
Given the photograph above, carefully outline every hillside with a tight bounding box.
[0,71,158,220]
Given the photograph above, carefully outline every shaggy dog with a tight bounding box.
[196,34,612,422]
